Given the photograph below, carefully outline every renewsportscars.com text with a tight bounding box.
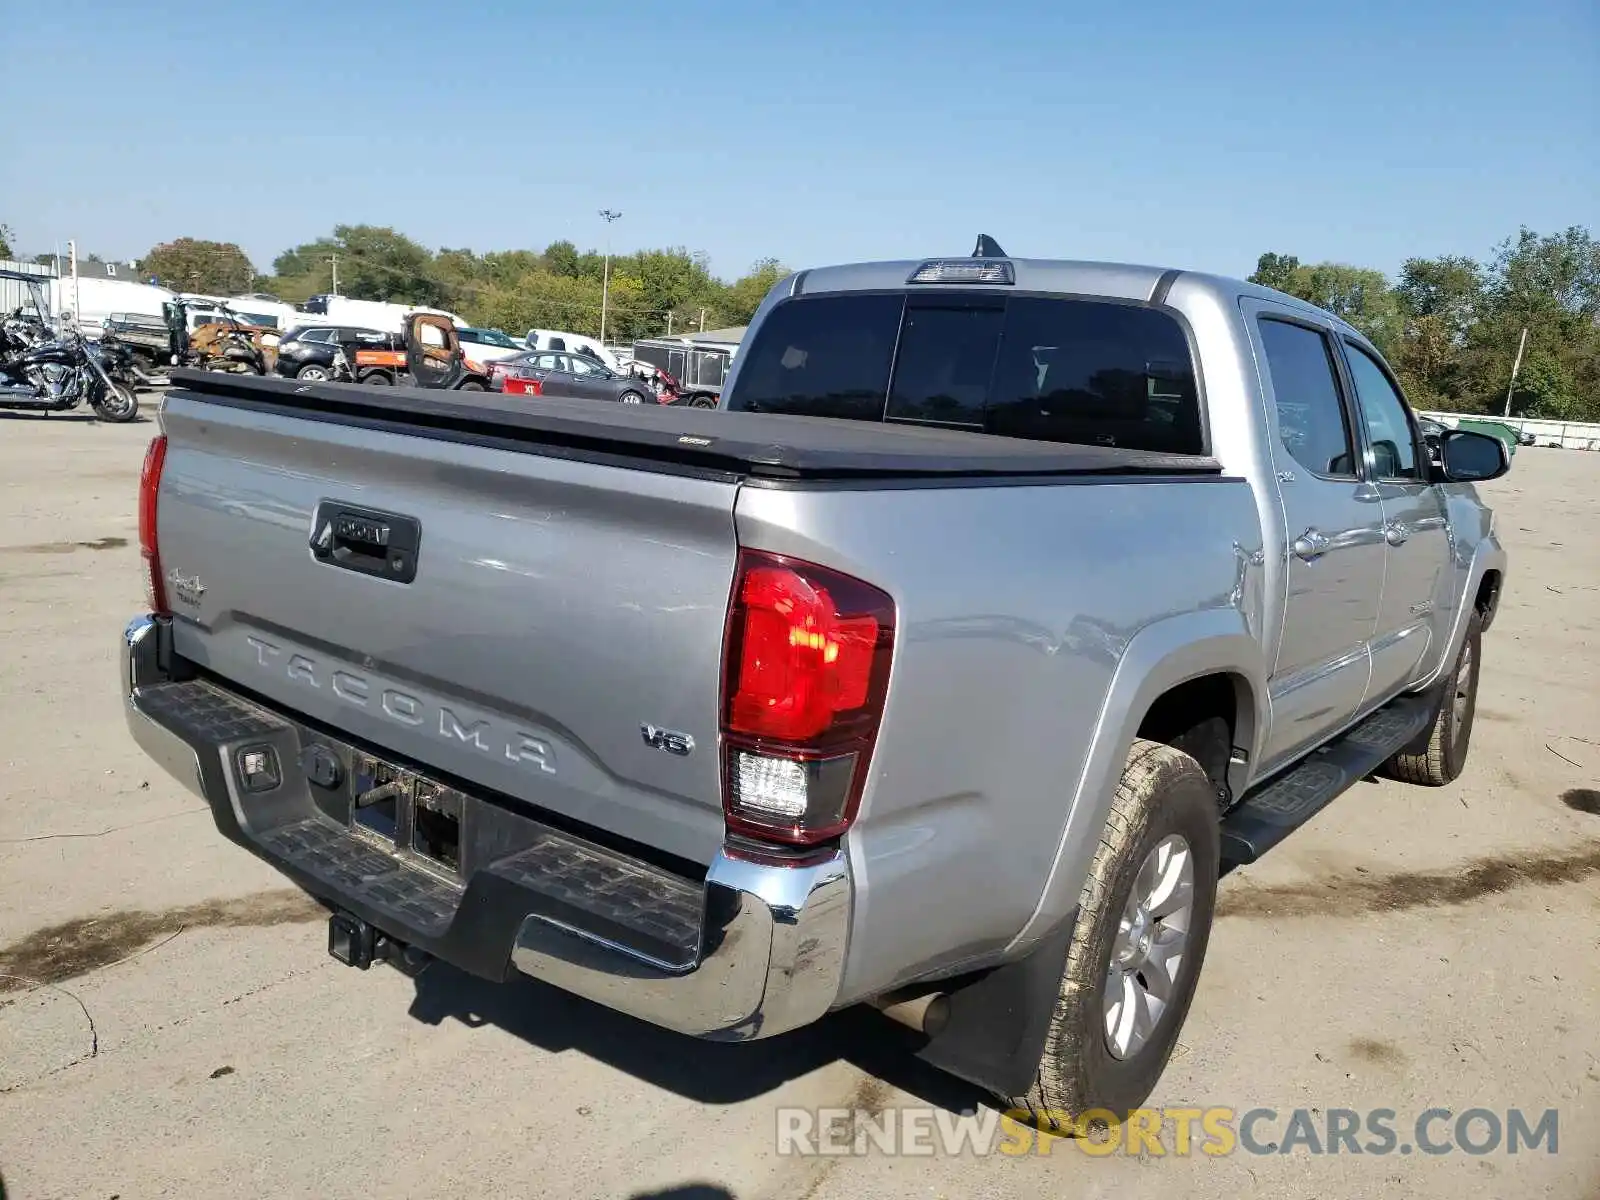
[775,1105,1560,1158]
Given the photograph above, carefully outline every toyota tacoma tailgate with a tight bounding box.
[152,382,740,866]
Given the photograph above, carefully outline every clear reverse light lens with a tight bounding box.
[732,752,808,819]
[907,259,1015,285]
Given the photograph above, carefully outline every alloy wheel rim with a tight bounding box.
[1103,834,1194,1060]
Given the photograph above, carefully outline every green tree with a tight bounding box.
[1396,256,1482,334]
[1282,263,1406,354]
[473,270,607,338]
[541,240,582,278]
[1485,225,1600,329]
[1463,227,1600,421]
[273,225,443,305]
[1248,252,1301,293]
[0,222,13,260]
[1504,349,1581,419]
[142,238,256,293]
[724,258,789,325]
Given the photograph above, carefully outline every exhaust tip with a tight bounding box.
[872,990,950,1037]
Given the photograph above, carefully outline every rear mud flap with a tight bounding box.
[908,915,1077,1097]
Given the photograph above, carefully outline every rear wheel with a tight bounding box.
[1007,739,1220,1131]
[296,363,331,383]
[362,372,392,386]
[458,379,486,392]
[690,394,717,409]
[618,390,645,405]
[1380,610,1482,786]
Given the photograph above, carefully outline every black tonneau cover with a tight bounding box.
[167,369,1223,481]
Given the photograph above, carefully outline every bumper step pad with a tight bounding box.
[132,677,705,968]
[261,818,459,935]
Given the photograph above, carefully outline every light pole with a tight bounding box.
[1502,326,1529,418]
[598,208,621,345]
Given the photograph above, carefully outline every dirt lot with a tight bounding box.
[1,410,1597,1200]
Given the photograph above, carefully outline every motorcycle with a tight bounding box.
[0,297,139,423]
[91,330,151,392]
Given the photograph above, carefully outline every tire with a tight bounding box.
[618,390,645,405]
[362,372,392,386]
[92,381,140,423]
[1380,610,1482,786]
[1008,739,1220,1131]
[690,394,717,409]
[296,363,331,382]
[458,380,486,392]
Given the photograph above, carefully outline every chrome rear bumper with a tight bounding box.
[122,612,851,1040]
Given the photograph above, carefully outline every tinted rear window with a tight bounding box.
[728,293,1203,454]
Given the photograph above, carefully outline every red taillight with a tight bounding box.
[720,550,895,845]
[139,434,169,615]
[730,566,880,739]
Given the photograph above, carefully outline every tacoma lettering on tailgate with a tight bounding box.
[245,635,557,774]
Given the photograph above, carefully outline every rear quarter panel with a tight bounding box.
[735,476,1266,1003]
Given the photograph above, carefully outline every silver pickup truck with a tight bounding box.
[121,241,1510,1127]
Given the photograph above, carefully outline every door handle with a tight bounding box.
[1384,522,1410,546]
[1292,529,1331,561]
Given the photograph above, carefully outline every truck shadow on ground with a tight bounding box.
[406,963,982,1112]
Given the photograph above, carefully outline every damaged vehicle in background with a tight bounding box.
[489,349,653,404]
[323,313,493,389]
[165,298,276,375]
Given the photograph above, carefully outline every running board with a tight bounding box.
[1220,691,1438,866]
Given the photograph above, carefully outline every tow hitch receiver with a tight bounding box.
[328,911,433,976]
[328,911,376,969]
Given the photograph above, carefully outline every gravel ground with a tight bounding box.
[1,409,1597,1199]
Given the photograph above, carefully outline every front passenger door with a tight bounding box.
[1340,339,1450,705]
[1252,310,1387,769]
[564,354,611,401]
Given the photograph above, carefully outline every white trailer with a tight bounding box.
[50,277,174,333]
[297,296,464,335]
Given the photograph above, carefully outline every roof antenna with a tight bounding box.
[971,234,1007,258]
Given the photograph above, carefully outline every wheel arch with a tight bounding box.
[1413,535,1507,691]
[1474,568,1503,632]
[1005,607,1267,955]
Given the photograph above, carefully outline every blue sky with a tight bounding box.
[3,0,1594,282]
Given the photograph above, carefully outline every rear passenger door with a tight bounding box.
[1338,337,1450,705]
[1248,306,1386,769]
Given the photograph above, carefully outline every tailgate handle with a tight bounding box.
[311,502,421,584]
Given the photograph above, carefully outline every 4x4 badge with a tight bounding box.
[167,569,206,606]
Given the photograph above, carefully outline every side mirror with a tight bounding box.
[1438,429,1509,483]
